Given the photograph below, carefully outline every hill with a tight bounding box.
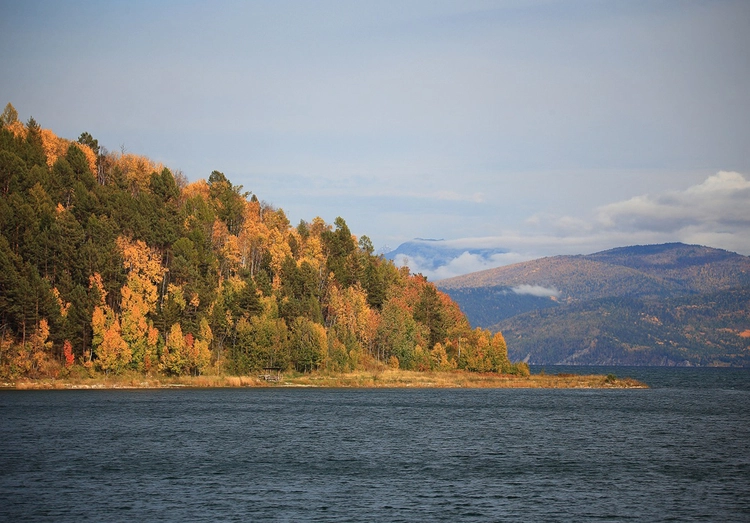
[437,243,750,366]
[439,243,750,298]
[497,288,750,366]
[0,104,528,380]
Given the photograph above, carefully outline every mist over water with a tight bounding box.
[1,368,749,522]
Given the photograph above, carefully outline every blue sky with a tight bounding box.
[2,0,749,278]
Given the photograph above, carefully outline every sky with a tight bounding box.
[2,0,749,279]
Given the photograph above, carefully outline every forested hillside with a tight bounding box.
[438,243,750,366]
[0,104,525,379]
[439,243,750,300]
[496,287,750,366]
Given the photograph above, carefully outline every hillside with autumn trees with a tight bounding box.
[0,104,526,382]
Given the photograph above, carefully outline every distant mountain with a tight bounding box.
[436,243,750,366]
[384,238,508,272]
[439,243,750,298]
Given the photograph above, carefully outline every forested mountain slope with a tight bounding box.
[0,104,524,379]
[437,244,750,366]
[439,243,750,299]
[497,287,750,366]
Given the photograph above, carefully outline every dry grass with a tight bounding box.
[283,370,646,389]
[2,370,647,390]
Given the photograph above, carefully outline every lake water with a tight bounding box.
[1,367,748,522]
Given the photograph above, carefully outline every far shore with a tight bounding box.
[1,369,647,390]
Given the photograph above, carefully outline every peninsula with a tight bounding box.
[0,107,646,390]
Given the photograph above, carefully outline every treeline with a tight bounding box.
[0,103,528,379]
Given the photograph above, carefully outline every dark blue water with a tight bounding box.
[531,365,750,391]
[1,368,748,522]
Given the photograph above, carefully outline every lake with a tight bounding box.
[1,367,748,522]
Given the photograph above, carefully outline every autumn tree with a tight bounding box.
[63,340,75,368]
[460,329,511,373]
[0,103,19,127]
[430,342,455,371]
[489,332,510,372]
[325,282,377,367]
[375,299,419,369]
[113,152,163,196]
[0,110,517,379]
[188,318,213,375]
[117,236,164,370]
[289,316,327,372]
[8,319,56,378]
[160,322,187,375]
[161,319,215,376]
[95,317,131,374]
[90,273,130,373]
[230,297,289,374]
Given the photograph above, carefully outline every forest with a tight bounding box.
[0,103,527,381]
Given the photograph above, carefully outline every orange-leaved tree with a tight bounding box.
[116,236,164,371]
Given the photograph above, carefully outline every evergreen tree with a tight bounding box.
[0,150,26,194]
[77,132,100,157]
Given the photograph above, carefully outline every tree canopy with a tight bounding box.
[0,104,527,379]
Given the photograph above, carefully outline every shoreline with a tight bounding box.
[1,370,648,390]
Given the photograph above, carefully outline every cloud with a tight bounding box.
[520,171,750,257]
[394,250,534,281]
[512,285,561,298]
[596,171,750,233]
[396,171,750,281]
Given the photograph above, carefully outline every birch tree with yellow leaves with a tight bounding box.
[117,236,164,370]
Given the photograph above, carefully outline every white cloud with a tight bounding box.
[596,171,750,235]
[686,171,750,194]
[514,171,750,257]
[512,285,561,298]
[399,171,750,280]
[395,250,535,281]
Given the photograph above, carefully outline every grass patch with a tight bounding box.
[2,369,648,390]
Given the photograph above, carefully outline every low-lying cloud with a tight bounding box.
[393,250,532,281]
[512,285,561,298]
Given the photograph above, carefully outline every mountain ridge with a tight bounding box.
[438,243,750,297]
[436,243,750,366]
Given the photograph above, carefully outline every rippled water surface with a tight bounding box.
[1,368,749,522]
